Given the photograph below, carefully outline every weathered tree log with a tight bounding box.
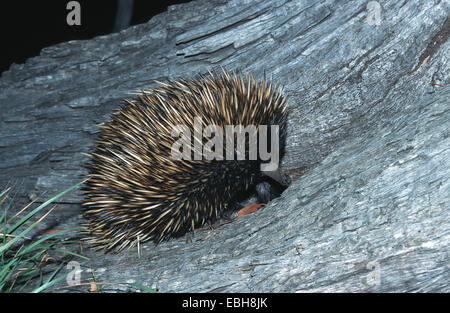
[0,0,449,292]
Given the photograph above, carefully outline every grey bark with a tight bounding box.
[0,0,449,292]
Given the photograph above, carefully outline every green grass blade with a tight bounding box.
[6,182,83,235]
[0,257,21,292]
[17,228,77,257]
[0,189,10,199]
[128,283,157,293]
[0,215,50,254]
[53,248,89,260]
[32,266,76,293]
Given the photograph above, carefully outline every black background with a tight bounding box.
[0,0,192,74]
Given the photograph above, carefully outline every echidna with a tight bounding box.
[82,70,288,251]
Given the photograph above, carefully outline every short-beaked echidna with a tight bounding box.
[82,70,288,251]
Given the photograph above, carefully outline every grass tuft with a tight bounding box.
[0,182,85,292]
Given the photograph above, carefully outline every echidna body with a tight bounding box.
[83,71,287,251]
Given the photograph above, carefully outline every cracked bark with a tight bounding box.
[0,0,449,292]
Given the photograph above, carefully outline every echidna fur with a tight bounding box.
[82,70,288,251]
